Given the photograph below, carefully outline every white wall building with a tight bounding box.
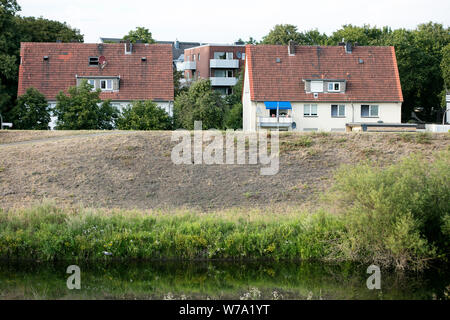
[243,42,404,132]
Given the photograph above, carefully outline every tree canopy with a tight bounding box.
[0,0,83,122]
[10,87,50,129]
[53,80,119,130]
[117,100,172,130]
[123,27,155,43]
[174,79,226,130]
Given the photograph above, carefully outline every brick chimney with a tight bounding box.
[125,40,133,55]
[345,41,352,54]
[288,40,296,56]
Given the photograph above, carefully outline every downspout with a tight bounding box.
[277,102,280,131]
[351,103,355,123]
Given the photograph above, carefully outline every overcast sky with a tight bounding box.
[17,0,450,43]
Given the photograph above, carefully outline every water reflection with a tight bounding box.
[0,261,448,300]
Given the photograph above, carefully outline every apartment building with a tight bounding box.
[183,43,246,95]
[18,42,174,128]
[243,41,404,132]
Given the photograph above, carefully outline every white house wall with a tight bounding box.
[244,101,402,132]
[242,59,257,131]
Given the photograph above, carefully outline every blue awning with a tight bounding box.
[264,101,292,109]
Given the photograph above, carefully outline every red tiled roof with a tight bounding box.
[245,44,403,103]
[18,43,174,101]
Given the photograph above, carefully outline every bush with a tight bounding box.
[53,80,119,130]
[10,87,51,129]
[327,150,450,269]
[224,102,242,130]
[173,79,226,130]
[117,100,172,130]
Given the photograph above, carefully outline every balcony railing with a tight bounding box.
[183,61,196,70]
[210,77,238,86]
[257,116,293,128]
[210,59,240,68]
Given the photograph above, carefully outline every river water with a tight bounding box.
[0,260,448,300]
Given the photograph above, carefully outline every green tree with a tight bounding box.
[173,79,226,130]
[328,24,391,45]
[173,69,188,97]
[10,87,50,129]
[0,1,83,120]
[441,43,450,90]
[14,16,83,43]
[123,27,155,43]
[53,80,119,130]
[441,43,450,107]
[224,69,244,129]
[384,24,449,121]
[262,25,329,45]
[0,0,21,118]
[117,100,172,130]
[261,24,304,45]
[302,29,328,45]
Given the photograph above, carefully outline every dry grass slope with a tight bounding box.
[0,131,449,211]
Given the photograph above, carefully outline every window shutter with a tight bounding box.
[310,81,323,93]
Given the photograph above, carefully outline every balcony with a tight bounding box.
[257,116,293,128]
[210,59,240,69]
[210,77,238,86]
[183,61,196,70]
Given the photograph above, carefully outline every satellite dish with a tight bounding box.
[99,56,107,69]
[236,51,242,59]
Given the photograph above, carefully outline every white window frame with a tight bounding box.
[87,79,95,89]
[361,105,379,118]
[100,79,113,91]
[304,104,318,117]
[328,82,341,92]
[331,104,345,117]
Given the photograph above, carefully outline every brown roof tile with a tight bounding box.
[18,42,174,101]
[245,44,403,103]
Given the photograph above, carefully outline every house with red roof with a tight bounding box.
[18,42,174,128]
[242,42,404,132]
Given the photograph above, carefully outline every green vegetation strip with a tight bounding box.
[0,150,448,270]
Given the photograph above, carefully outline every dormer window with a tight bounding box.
[89,57,99,66]
[328,82,340,92]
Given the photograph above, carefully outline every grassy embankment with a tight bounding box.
[0,148,449,270]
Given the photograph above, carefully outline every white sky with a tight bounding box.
[17,0,450,43]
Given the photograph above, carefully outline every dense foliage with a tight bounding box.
[53,80,119,130]
[10,87,50,129]
[173,79,227,130]
[0,0,83,122]
[123,26,155,43]
[327,149,450,270]
[1,149,448,270]
[117,100,172,130]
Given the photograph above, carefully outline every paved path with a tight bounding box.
[0,131,137,148]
